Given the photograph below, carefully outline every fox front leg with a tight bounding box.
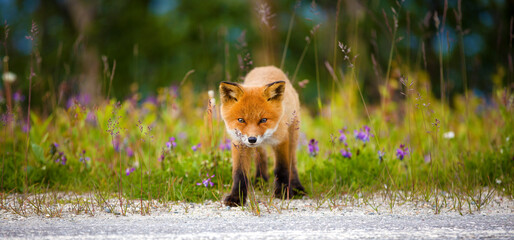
[224,144,253,207]
[254,146,269,184]
[273,140,305,199]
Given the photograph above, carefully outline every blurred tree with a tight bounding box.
[0,0,512,112]
[63,0,101,104]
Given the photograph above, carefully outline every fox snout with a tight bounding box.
[241,134,262,147]
[248,137,257,144]
[228,128,263,147]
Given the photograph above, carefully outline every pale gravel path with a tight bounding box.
[1,213,513,239]
[1,195,513,239]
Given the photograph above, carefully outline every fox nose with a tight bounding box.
[248,137,257,144]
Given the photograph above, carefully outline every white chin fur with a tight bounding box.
[261,124,280,145]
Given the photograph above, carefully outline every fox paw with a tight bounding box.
[274,183,306,199]
[223,194,245,207]
[292,184,306,197]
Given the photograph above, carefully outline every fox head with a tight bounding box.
[219,81,285,147]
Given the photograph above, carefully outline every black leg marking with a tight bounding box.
[273,167,306,199]
[224,170,248,207]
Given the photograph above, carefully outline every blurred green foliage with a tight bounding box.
[0,0,513,112]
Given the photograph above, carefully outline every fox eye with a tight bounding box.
[259,118,267,123]
[238,118,245,123]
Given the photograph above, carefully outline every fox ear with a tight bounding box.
[220,82,244,104]
[264,81,285,102]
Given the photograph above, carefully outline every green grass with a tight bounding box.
[0,76,512,208]
[0,0,513,216]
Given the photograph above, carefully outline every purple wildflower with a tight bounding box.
[66,97,75,109]
[158,154,165,162]
[378,149,385,162]
[169,85,179,98]
[13,91,25,102]
[308,139,319,157]
[197,174,215,187]
[338,128,347,143]
[0,112,12,127]
[21,123,29,133]
[167,137,177,149]
[354,125,372,143]
[86,111,97,125]
[126,147,134,158]
[79,150,91,163]
[66,94,91,109]
[219,139,231,151]
[50,143,59,155]
[424,154,431,163]
[125,167,136,176]
[112,138,121,152]
[340,149,352,159]
[191,143,201,152]
[56,151,64,163]
[396,144,409,160]
[79,94,91,106]
[60,155,67,165]
[144,96,158,106]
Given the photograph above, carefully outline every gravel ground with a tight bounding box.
[1,193,513,239]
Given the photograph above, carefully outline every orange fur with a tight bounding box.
[220,66,305,206]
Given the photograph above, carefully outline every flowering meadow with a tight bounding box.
[1,76,512,206]
[0,0,513,215]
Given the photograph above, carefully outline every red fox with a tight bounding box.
[219,66,305,206]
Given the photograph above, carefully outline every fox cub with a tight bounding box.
[219,66,305,206]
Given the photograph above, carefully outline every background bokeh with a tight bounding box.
[0,0,513,111]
